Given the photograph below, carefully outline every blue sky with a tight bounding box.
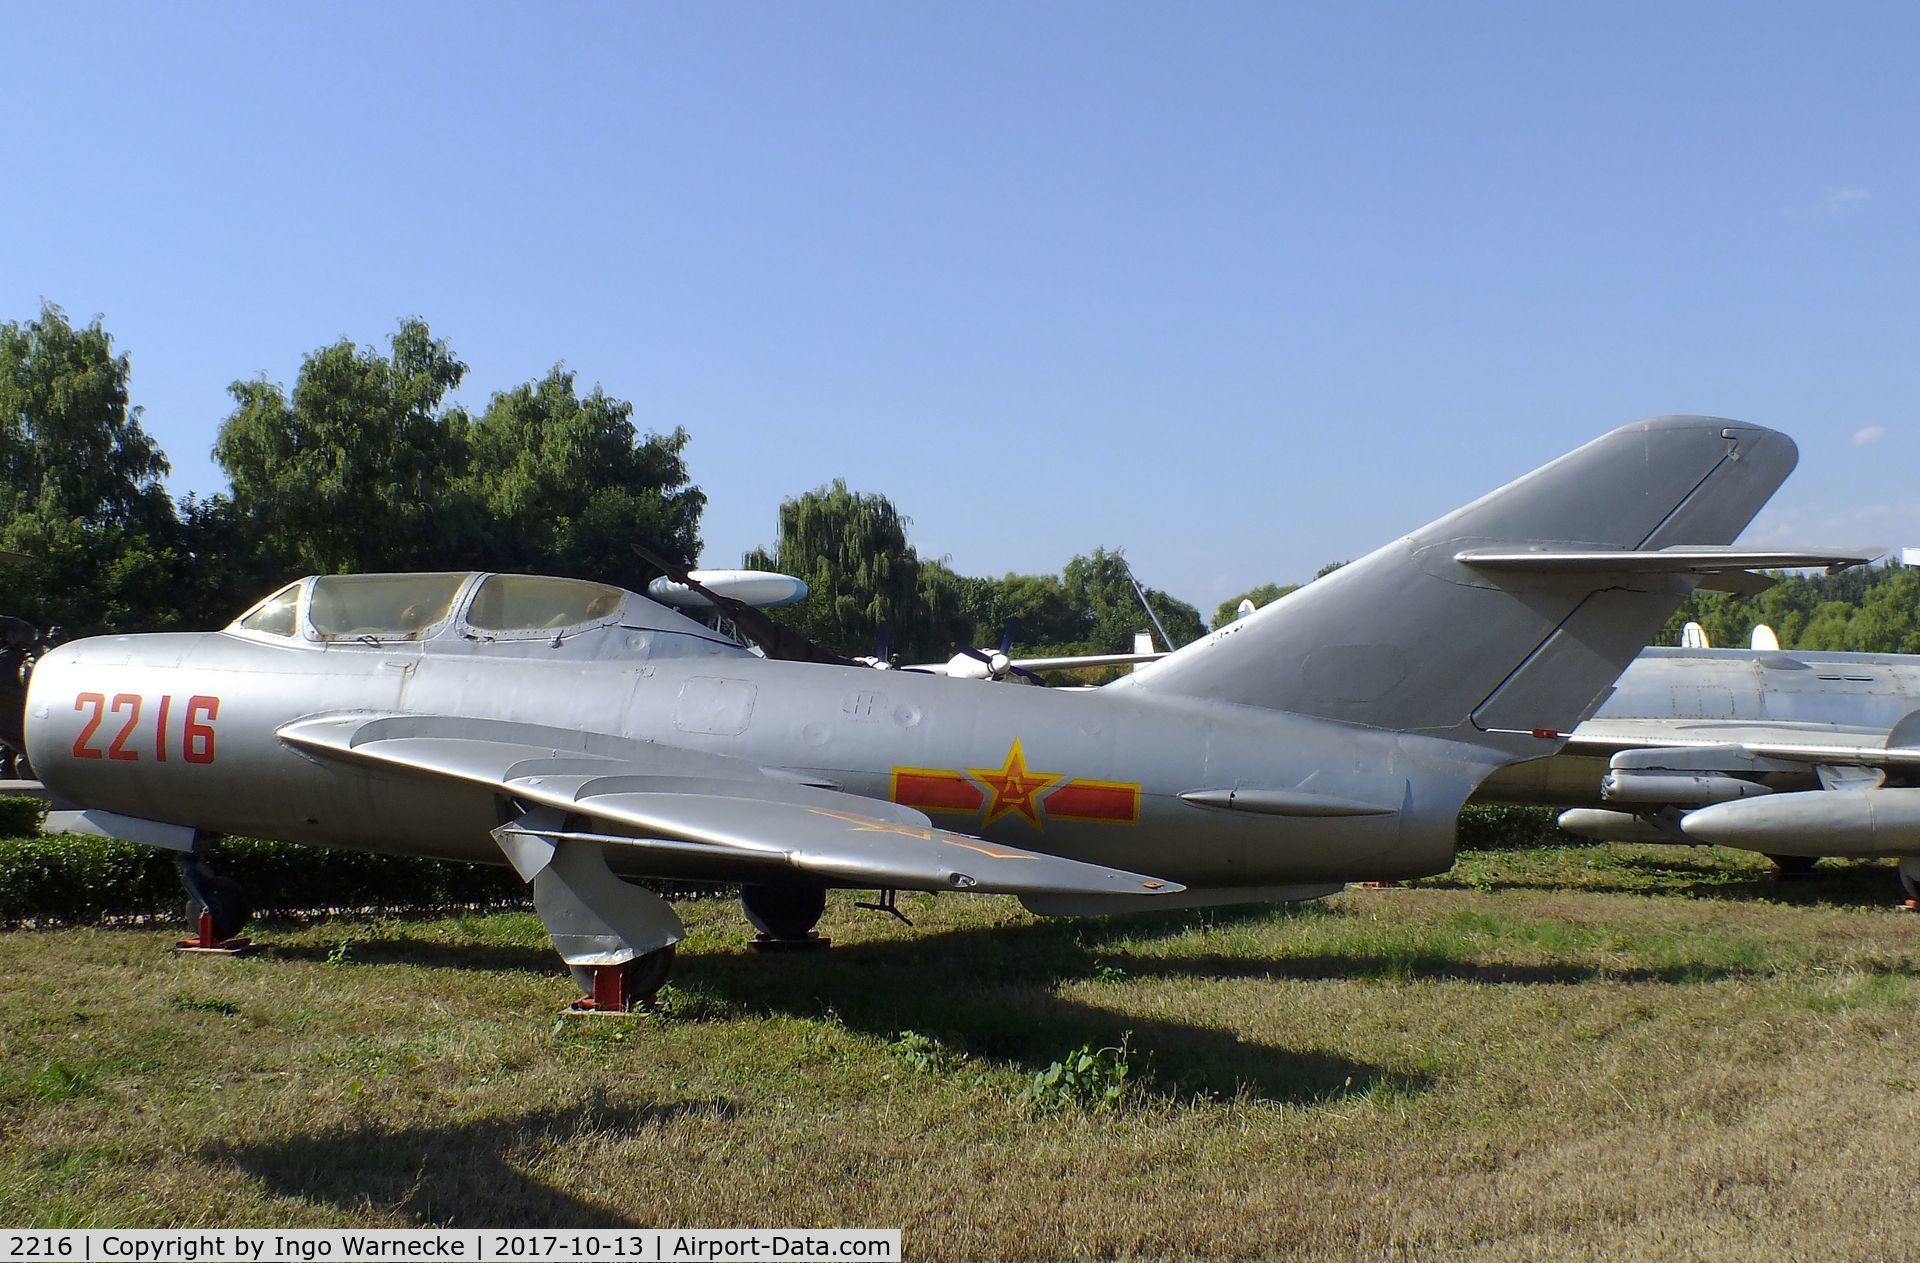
[5,3,1916,617]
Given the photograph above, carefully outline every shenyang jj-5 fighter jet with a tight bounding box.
[22,416,1843,1008]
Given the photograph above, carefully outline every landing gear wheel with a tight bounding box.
[1765,854,1818,879]
[741,882,827,941]
[1898,859,1920,902]
[569,945,675,1011]
[184,872,253,941]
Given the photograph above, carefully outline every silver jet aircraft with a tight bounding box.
[1479,637,1919,898]
[22,417,1832,1008]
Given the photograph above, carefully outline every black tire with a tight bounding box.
[1899,862,1920,902]
[1765,854,1818,878]
[569,945,675,1004]
[185,872,252,941]
[741,882,827,940]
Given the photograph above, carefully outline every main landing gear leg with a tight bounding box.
[1899,857,1920,911]
[493,813,683,1014]
[175,851,253,955]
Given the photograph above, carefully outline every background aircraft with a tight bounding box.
[891,630,1164,684]
[1477,630,1920,900]
[23,417,1839,1009]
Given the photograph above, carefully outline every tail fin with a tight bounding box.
[1118,417,1797,756]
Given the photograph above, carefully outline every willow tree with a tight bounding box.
[744,481,962,660]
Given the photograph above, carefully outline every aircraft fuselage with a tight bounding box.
[25,628,1498,891]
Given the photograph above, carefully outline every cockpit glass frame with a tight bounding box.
[233,582,303,638]
[305,572,469,642]
[462,574,628,636]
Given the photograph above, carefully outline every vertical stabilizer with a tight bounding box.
[1116,417,1798,758]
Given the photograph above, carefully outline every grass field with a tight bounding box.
[2,842,1917,1261]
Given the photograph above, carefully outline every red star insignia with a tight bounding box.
[968,738,1063,828]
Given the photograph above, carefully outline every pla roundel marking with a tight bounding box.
[890,738,1141,829]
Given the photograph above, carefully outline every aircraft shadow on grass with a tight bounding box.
[675,909,1427,1108]
[247,903,1420,1108]
[1435,852,1909,907]
[208,1096,734,1228]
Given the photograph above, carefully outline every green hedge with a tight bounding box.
[0,807,524,925]
[0,795,47,837]
[1456,804,1569,851]
[0,797,1568,925]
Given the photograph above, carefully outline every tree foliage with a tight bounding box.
[212,321,703,598]
[742,481,1214,665]
[958,571,1084,649]
[213,319,473,575]
[1213,581,1300,629]
[464,367,704,590]
[1062,548,1205,652]
[0,304,181,631]
[1660,563,1920,654]
[744,481,951,660]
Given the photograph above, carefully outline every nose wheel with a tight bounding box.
[569,947,676,1013]
[177,859,253,953]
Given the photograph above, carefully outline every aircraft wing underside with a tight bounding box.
[278,712,1182,899]
[1563,718,1920,769]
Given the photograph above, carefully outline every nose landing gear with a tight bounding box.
[176,857,254,954]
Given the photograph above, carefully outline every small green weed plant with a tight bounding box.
[1022,1032,1135,1112]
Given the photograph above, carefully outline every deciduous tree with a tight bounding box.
[0,304,181,631]
[213,319,472,575]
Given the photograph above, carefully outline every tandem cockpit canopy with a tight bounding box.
[227,571,747,660]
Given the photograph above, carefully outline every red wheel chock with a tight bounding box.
[566,962,659,1017]
[175,910,252,956]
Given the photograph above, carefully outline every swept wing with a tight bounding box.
[278,713,1181,899]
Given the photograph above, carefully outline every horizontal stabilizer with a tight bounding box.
[1455,546,1876,593]
[280,712,1183,899]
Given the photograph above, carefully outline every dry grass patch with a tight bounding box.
[0,844,1916,1260]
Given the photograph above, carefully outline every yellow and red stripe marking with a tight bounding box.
[891,768,985,814]
[1042,777,1140,824]
[890,741,1140,828]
